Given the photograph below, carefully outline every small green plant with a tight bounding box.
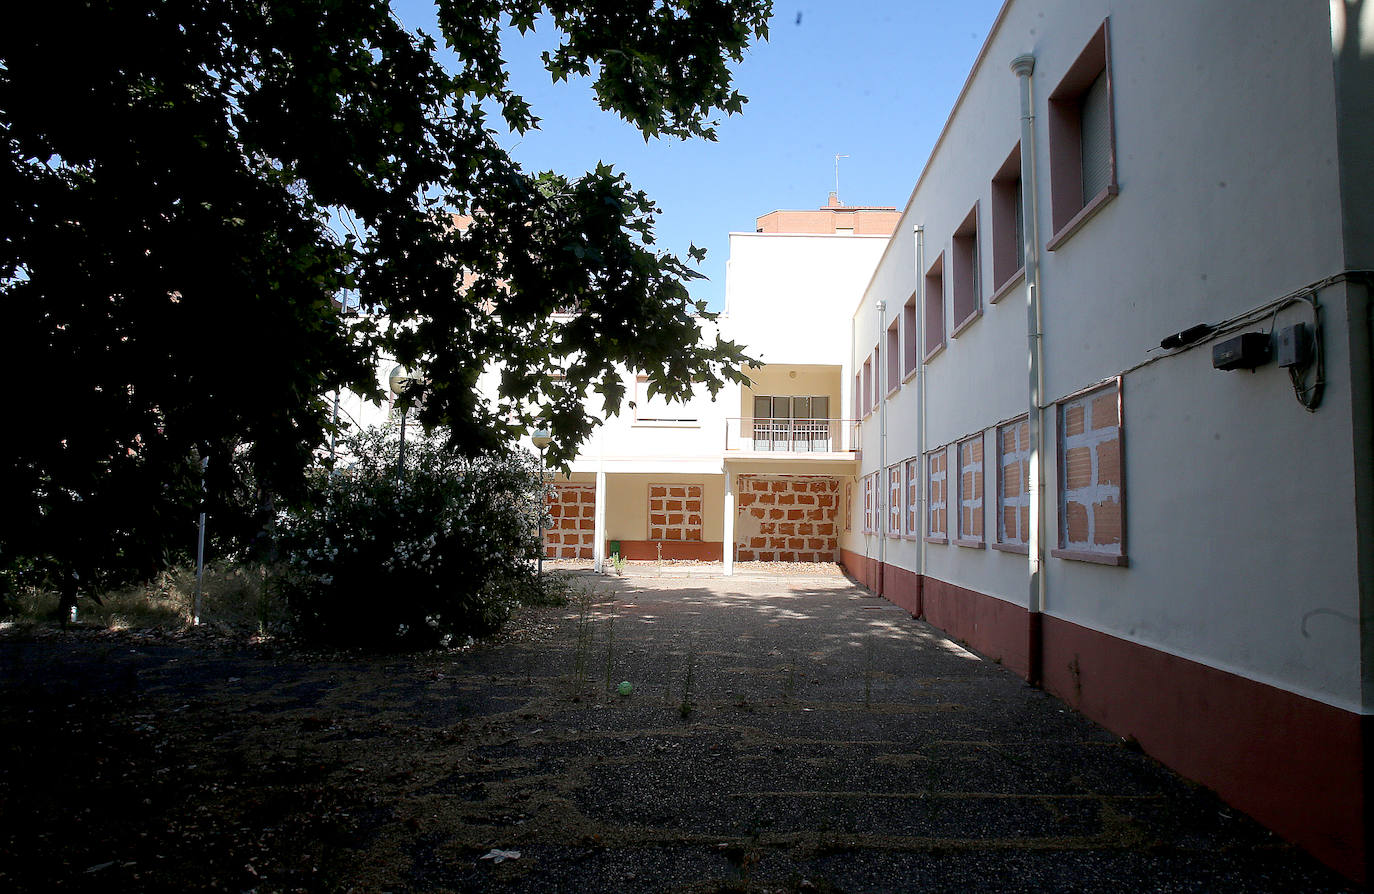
[571,586,596,697]
[611,552,627,574]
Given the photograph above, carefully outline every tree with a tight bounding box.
[0,0,769,603]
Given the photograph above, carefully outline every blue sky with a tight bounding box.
[392,1,1007,311]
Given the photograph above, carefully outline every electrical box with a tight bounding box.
[1277,323,1311,368]
[1212,332,1272,370]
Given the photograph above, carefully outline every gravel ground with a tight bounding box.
[0,573,1356,893]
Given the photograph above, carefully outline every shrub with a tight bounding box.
[275,427,545,648]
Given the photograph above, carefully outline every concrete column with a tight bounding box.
[593,468,607,573]
[723,467,735,576]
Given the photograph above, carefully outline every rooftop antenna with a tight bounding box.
[834,154,850,205]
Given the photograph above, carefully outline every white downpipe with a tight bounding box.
[876,299,888,591]
[723,467,735,576]
[1012,54,1047,685]
[593,427,606,574]
[914,226,927,584]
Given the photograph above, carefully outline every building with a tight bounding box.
[342,0,1372,879]
[840,0,1374,882]
[542,200,895,570]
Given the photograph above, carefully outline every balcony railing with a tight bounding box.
[724,417,857,454]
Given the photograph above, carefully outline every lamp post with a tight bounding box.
[531,428,552,577]
[388,365,414,483]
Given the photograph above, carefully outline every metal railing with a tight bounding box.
[724,417,856,454]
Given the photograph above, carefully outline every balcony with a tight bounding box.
[724,417,858,457]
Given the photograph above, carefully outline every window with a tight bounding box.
[955,435,985,546]
[925,446,948,542]
[1047,20,1117,247]
[887,465,902,538]
[1054,381,1126,565]
[853,373,861,421]
[903,457,921,536]
[844,480,853,532]
[996,416,1031,552]
[951,206,981,335]
[885,320,900,395]
[902,292,918,378]
[991,143,1025,298]
[634,375,702,424]
[861,356,873,417]
[750,395,831,451]
[924,253,945,360]
[862,472,875,533]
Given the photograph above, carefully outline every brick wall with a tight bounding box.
[546,484,595,559]
[735,475,840,562]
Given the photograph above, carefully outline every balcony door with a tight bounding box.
[752,395,830,451]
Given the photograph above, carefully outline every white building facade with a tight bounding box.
[842,0,1374,882]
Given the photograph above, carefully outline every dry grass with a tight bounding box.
[4,561,288,633]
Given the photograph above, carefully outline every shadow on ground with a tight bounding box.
[0,573,1355,893]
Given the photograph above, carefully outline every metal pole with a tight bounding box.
[537,448,545,578]
[397,407,407,483]
[194,455,208,625]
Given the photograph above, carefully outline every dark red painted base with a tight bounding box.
[612,540,723,561]
[837,553,1369,884]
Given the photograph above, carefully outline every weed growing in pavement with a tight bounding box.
[864,635,876,708]
[782,648,798,702]
[602,599,618,695]
[679,636,697,719]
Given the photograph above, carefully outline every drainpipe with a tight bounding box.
[914,225,927,617]
[876,299,888,594]
[1012,54,1047,687]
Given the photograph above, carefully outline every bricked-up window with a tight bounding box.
[887,465,902,537]
[902,292,918,378]
[1047,19,1117,246]
[547,484,596,559]
[955,435,985,545]
[649,484,704,542]
[926,447,948,542]
[997,416,1031,550]
[885,320,900,395]
[951,206,980,335]
[862,472,874,533]
[924,253,945,360]
[991,143,1025,295]
[904,457,921,536]
[1054,381,1126,564]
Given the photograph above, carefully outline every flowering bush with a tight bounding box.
[276,427,546,647]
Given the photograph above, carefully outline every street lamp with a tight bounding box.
[531,428,552,577]
[388,365,414,483]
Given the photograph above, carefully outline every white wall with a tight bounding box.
[848,0,1364,710]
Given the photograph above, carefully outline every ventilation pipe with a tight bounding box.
[914,225,927,615]
[877,298,888,594]
[1012,53,1047,687]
